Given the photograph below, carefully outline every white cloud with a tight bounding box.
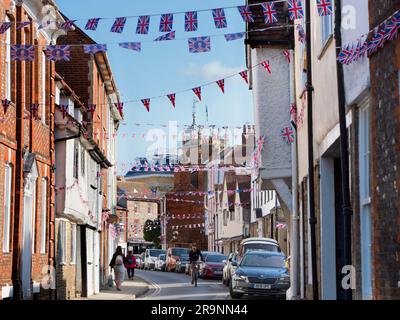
[182,61,242,81]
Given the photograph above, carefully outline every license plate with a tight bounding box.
[253,284,271,289]
[214,271,222,275]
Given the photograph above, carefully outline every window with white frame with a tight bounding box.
[70,224,76,264]
[42,52,46,124]
[5,16,11,101]
[321,11,334,44]
[40,178,47,254]
[3,163,12,253]
[58,221,67,264]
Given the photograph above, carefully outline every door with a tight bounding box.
[94,232,100,294]
[86,229,94,296]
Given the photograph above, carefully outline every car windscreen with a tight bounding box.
[150,249,166,257]
[172,248,190,256]
[159,255,166,260]
[180,255,189,261]
[241,254,286,268]
[206,255,227,263]
[244,243,280,253]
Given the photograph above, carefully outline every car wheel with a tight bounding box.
[229,282,243,299]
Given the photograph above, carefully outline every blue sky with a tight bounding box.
[56,0,254,174]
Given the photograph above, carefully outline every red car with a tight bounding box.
[199,254,228,279]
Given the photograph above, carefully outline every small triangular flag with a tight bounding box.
[142,99,150,112]
[216,79,225,94]
[239,71,249,84]
[261,60,271,74]
[167,94,176,108]
[192,87,202,101]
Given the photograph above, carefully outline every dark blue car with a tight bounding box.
[230,251,290,299]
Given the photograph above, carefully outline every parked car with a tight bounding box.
[155,254,167,271]
[166,247,191,272]
[134,254,142,269]
[199,254,228,279]
[184,251,218,275]
[229,251,290,299]
[222,252,238,286]
[144,249,167,270]
[175,254,190,273]
[236,238,281,262]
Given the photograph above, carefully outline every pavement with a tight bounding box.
[76,275,152,300]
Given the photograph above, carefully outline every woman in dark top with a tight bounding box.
[109,246,126,291]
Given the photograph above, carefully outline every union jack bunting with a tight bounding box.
[368,28,386,55]
[239,70,249,84]
[261,2,278,24]
[142,99,150,112]
[287,0,304,20]
[115,103,124,117]
[159,13,173,33]
[136,16,150,34]
[88,104,96,117]
[59,105,69,119]
[59,20,76,30]
[83,44,107,54]
[384,15,399,41]
[154,31,175,41]
[283,50,291,63]
[224,32,245,41]
[167,94,176,108]
[111,17,127,33]
[261,60,272,74]
[185,11,198,32]
[212,8,227,29]
[358,38,369,58]
[192,87,202,101]
[188,36,211,53]
[1,99,11,115]
[316,0,333,16]
[45,45,71,61]
[31,104,39,119]
[237,5,254,23]
[11,45,35,61]
[0,22,12,34]
[85,18,100,31]
[119,42,141,52]
[281,126,295,144]
[216,80,225,94]
[16,21,31,30]
[337,45,353,65]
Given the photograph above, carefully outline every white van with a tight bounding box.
[144,249,167,270]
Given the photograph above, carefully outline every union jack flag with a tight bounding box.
[154,31,175,41]
[31,104,39,119]
[188,36,211,53]
[45,45,71,61]
[368,28,386,55]
[384,15,399,41]
[337,45,353,65]
[287,0,304,20]
[224,32,245,42]
[83,44,107,54]
[1,99,11,115]
[212,8,227,29]
[85,18,100,31]
[216,79,225,94]
[159,13,173,33]
[11,45,35,61]
[316,0,333,16]
[111,17,127,33]
[281,126,295,144]
[185,11,198,32]
[16,21,31,30]
[119,42,141,52]
[115,103,124,117]
[261,60,272,74]
[167,94,176,108]
[239,70,249,84]
[358,38,369,58]
[142,99,150,112]
[59,105,69,119]
[0,22,12,34]
[59,20,76,30]
[237,5,254,23]
[136,16,150,34]
[88,104,96,117]
[261,2,278,24]
[192,87,202,101]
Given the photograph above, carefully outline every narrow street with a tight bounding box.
[135,270,230,300]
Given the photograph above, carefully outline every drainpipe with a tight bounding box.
[305,0,319,300]
[334,0,353,300]
[289,49,300,300]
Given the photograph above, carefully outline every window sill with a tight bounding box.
[318,34,334,60]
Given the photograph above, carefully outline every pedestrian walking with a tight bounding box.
[109,246,126,291]
[125,250,137,280]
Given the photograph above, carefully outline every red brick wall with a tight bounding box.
[369,0,400,300]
